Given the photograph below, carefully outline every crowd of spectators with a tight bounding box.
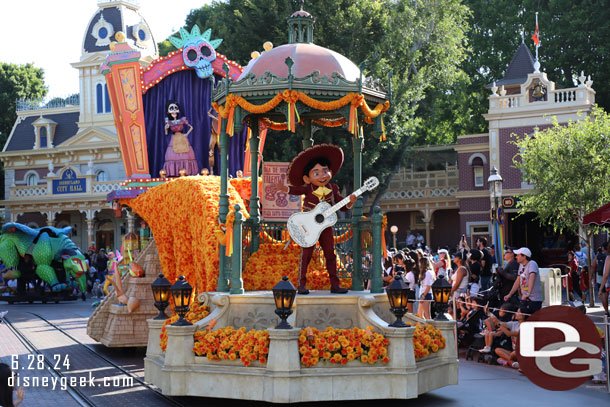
[375,233,549,370]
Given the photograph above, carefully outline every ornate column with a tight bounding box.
[80,208,100,249]
[351,135,364,291]
[44,210,56,227]
[126,209,136,234]
[217,117,230,292]
[248,119,261,253]
[300,118,313,149]
[102,33,150,179]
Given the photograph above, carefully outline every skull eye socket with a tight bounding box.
[200,45,212,57]
[186,49,198,62]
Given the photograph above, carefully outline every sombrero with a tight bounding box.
[287,144,344,186]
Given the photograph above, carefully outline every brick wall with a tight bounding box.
[499,124,554,190]
[458,151,490,191]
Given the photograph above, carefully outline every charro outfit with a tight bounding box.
[288,183,347,289]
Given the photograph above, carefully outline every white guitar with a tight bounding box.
[287,176,380,248]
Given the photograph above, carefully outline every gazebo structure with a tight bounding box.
[212,5,391,293]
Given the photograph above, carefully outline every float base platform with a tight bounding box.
[145,291,458,403]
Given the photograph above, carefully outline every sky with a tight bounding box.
[0,0,212,98]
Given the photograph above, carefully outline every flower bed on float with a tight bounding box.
[412,322,446,359]
[193,327,270,366]
[159,303,444,366]
[297,326,389,366]
[159,303,210,351]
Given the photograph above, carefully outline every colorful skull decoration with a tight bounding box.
[169,26,223,79]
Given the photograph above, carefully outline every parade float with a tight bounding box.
[0,223,88,303]
[94,3,457,402]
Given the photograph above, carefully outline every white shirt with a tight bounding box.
[420,269,435,290]
[406,234,416,245]
[405,271,416,289]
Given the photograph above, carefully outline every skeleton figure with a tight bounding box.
[168,26,223,79]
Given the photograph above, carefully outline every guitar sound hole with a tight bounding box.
[315,214,325,224]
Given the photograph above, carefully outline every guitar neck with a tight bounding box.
[323,186,367,217]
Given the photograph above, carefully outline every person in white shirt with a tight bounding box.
[418,257,436,319]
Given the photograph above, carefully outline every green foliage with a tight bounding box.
[159,0,470,209]
[0,63,47,147]
[512,106,610,241]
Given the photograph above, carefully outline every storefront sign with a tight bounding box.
[53,169,86,194]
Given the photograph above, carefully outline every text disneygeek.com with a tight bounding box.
[8,372,134,391]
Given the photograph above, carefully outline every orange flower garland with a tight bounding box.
[242,241,352,291]
[412,323,446,360]
[126,176,248,293]
[193,327,270,367]
[298,326,390,367]
[159,303,210,351]
[213,91,390,137]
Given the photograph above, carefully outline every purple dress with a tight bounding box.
[163,117,199,176]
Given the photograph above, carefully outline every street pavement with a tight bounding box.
[0,297,608,407]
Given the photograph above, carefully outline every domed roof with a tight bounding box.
[82,1,157,59]
[238,43,360,82]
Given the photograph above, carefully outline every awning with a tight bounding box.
[583,202,610,226]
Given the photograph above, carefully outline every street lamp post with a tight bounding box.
[488,166,504,265]
[390,225,398,251]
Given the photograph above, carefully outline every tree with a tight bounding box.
[513,106,610,300]
[0,63,47,147]
[0,62,47,199]
[421,0,610,145]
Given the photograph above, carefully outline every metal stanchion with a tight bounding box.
[605,314,609,393]
[453,296,458,354]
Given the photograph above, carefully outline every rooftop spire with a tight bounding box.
[531,12,541,73]
[288,1,315,44]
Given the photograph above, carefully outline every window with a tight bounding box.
[40,127,47,148]
[472,157,484,187]
[96,170,107,182]
[104,84,111,113]
[26,173,39,186]
[96,83,111,114]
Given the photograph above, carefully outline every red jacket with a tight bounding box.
[288,183,348,212]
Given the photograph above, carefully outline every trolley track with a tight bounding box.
[4,312,186,407]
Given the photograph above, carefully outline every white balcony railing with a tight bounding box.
[12,185,48,197]
[92,181,122,193]
[383,165,459,201]
[9,180,121,199]
[489,84,595,112]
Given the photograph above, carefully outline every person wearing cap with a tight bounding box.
[503,247,543,314]
[433,249,450,278]
[273,144,356,295]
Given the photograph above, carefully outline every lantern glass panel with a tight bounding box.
[153,287,161,303]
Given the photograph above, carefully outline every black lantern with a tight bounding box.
[170,275,193,326]
[272,276,297,329]
[431,274,452,320]
[151,273,171,320]
[386,273,410,327]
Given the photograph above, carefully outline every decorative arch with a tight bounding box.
[468,153,487,166]
[23,170,40,186]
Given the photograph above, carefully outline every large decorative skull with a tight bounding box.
[183,39,216,78]
[169,26,223,80]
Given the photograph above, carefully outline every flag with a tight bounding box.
[531,16,539,46]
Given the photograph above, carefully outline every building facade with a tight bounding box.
[0,0,157,251]
[379,43,596,258]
